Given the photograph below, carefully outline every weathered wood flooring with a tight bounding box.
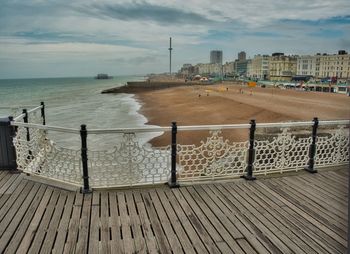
[0,166,347,253]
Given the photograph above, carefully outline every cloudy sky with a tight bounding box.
[0,0,349,79]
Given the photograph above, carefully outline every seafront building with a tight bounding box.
[295,50,350,81]
[223,61,235,76]
[318,50,350,80]
[268,53,297,81]
[248,55,270,80]
[210,50,223,65]
[234,51,249,77]
[177,49,350,83]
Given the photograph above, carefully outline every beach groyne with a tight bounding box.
[101,80,202,94]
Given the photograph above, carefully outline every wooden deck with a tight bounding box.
[0,166,347,253]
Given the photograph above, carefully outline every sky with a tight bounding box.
[0,0,350,79]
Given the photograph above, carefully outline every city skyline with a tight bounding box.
[0,0,350,79]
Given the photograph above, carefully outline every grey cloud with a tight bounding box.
[76,2,214,25]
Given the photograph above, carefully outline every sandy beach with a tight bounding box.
[118,81,350,146]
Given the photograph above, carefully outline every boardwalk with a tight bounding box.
[0,166,348,253]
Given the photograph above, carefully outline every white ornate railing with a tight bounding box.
[177,130,248,181]
[8,104,350,189]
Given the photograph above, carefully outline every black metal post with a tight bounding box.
[80,124,91,193]
[22,109,30,142]
[243,119,257,180]
[305,117,318,173]
[23,109,32,158]
[169,121,179,188]
[8,116,18,172]
[40,101,46,125]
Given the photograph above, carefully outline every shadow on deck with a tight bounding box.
[0,166,348,253]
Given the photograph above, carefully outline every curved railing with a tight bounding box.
[8,103,350,190]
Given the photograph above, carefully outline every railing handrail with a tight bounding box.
[10,119,350,135]
[88,126,171,134]
[26,105,43,114]
[0,105,38,109]
[11,122,80,134]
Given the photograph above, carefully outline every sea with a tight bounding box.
[0,76,162,150]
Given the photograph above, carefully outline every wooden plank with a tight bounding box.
[0,174,18,194]
[0,184,45,254]
[40,191,68,254]
[279,178,347,227]
[133,191,158,254]
[158,188,208,254]
[236,238,258,254]
[148,189,186,254]
[284,176,347,215]
[0,175,24,210]
[255,180,347,253]
[201,184,271,254]
[234,182,318,254]
[52,191,75,254]
[117,192,136,254]
[88,192,100,254]
[210,184,283,254]
[262,179,348,241]
[178,188,233,253]
[142,191,172,254]
[125,191,147,253]
[245,180,341,254]
[109,191,124,254]
[28,189,60,254]
[0,180,29,220]
[63,192,83,254]
[295,175,347,206]
[228,183,307,253]
[16,187,54,253]
[170,188,221,253]
[188,186,245,254]
[0,181,35,236]
[75,193,92,254]
[100,191,110,254]
[3,174,24,195]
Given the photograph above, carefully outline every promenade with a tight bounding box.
[0,166,347,253]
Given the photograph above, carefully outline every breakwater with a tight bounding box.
[101,80,202,94]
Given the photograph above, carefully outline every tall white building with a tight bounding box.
[249,55,269,79]
[297,55,316,76]
[210,50,223,65]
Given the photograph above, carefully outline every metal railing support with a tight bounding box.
[242,119,257,180]
[0,116,18,171]
[22,109,30,142]
[80,124,91,193]
[40,102,46,125]
[169,121,179,188]
[305,117,319,173]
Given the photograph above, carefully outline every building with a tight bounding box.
[269,53,297,81]
[195,63,222,76]
[178,64,196,77]
[319,50,350,81]
[210,50,223,65]
[223,62,235,76]
[249,55,269,80]
[238,51,246,61]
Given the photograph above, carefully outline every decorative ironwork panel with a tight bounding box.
[27,109,43,125]
[254,128,312,174]
[177,130,248,180]
[315,127,349,167]
[13,126,82,185]
[88,133,170,187]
